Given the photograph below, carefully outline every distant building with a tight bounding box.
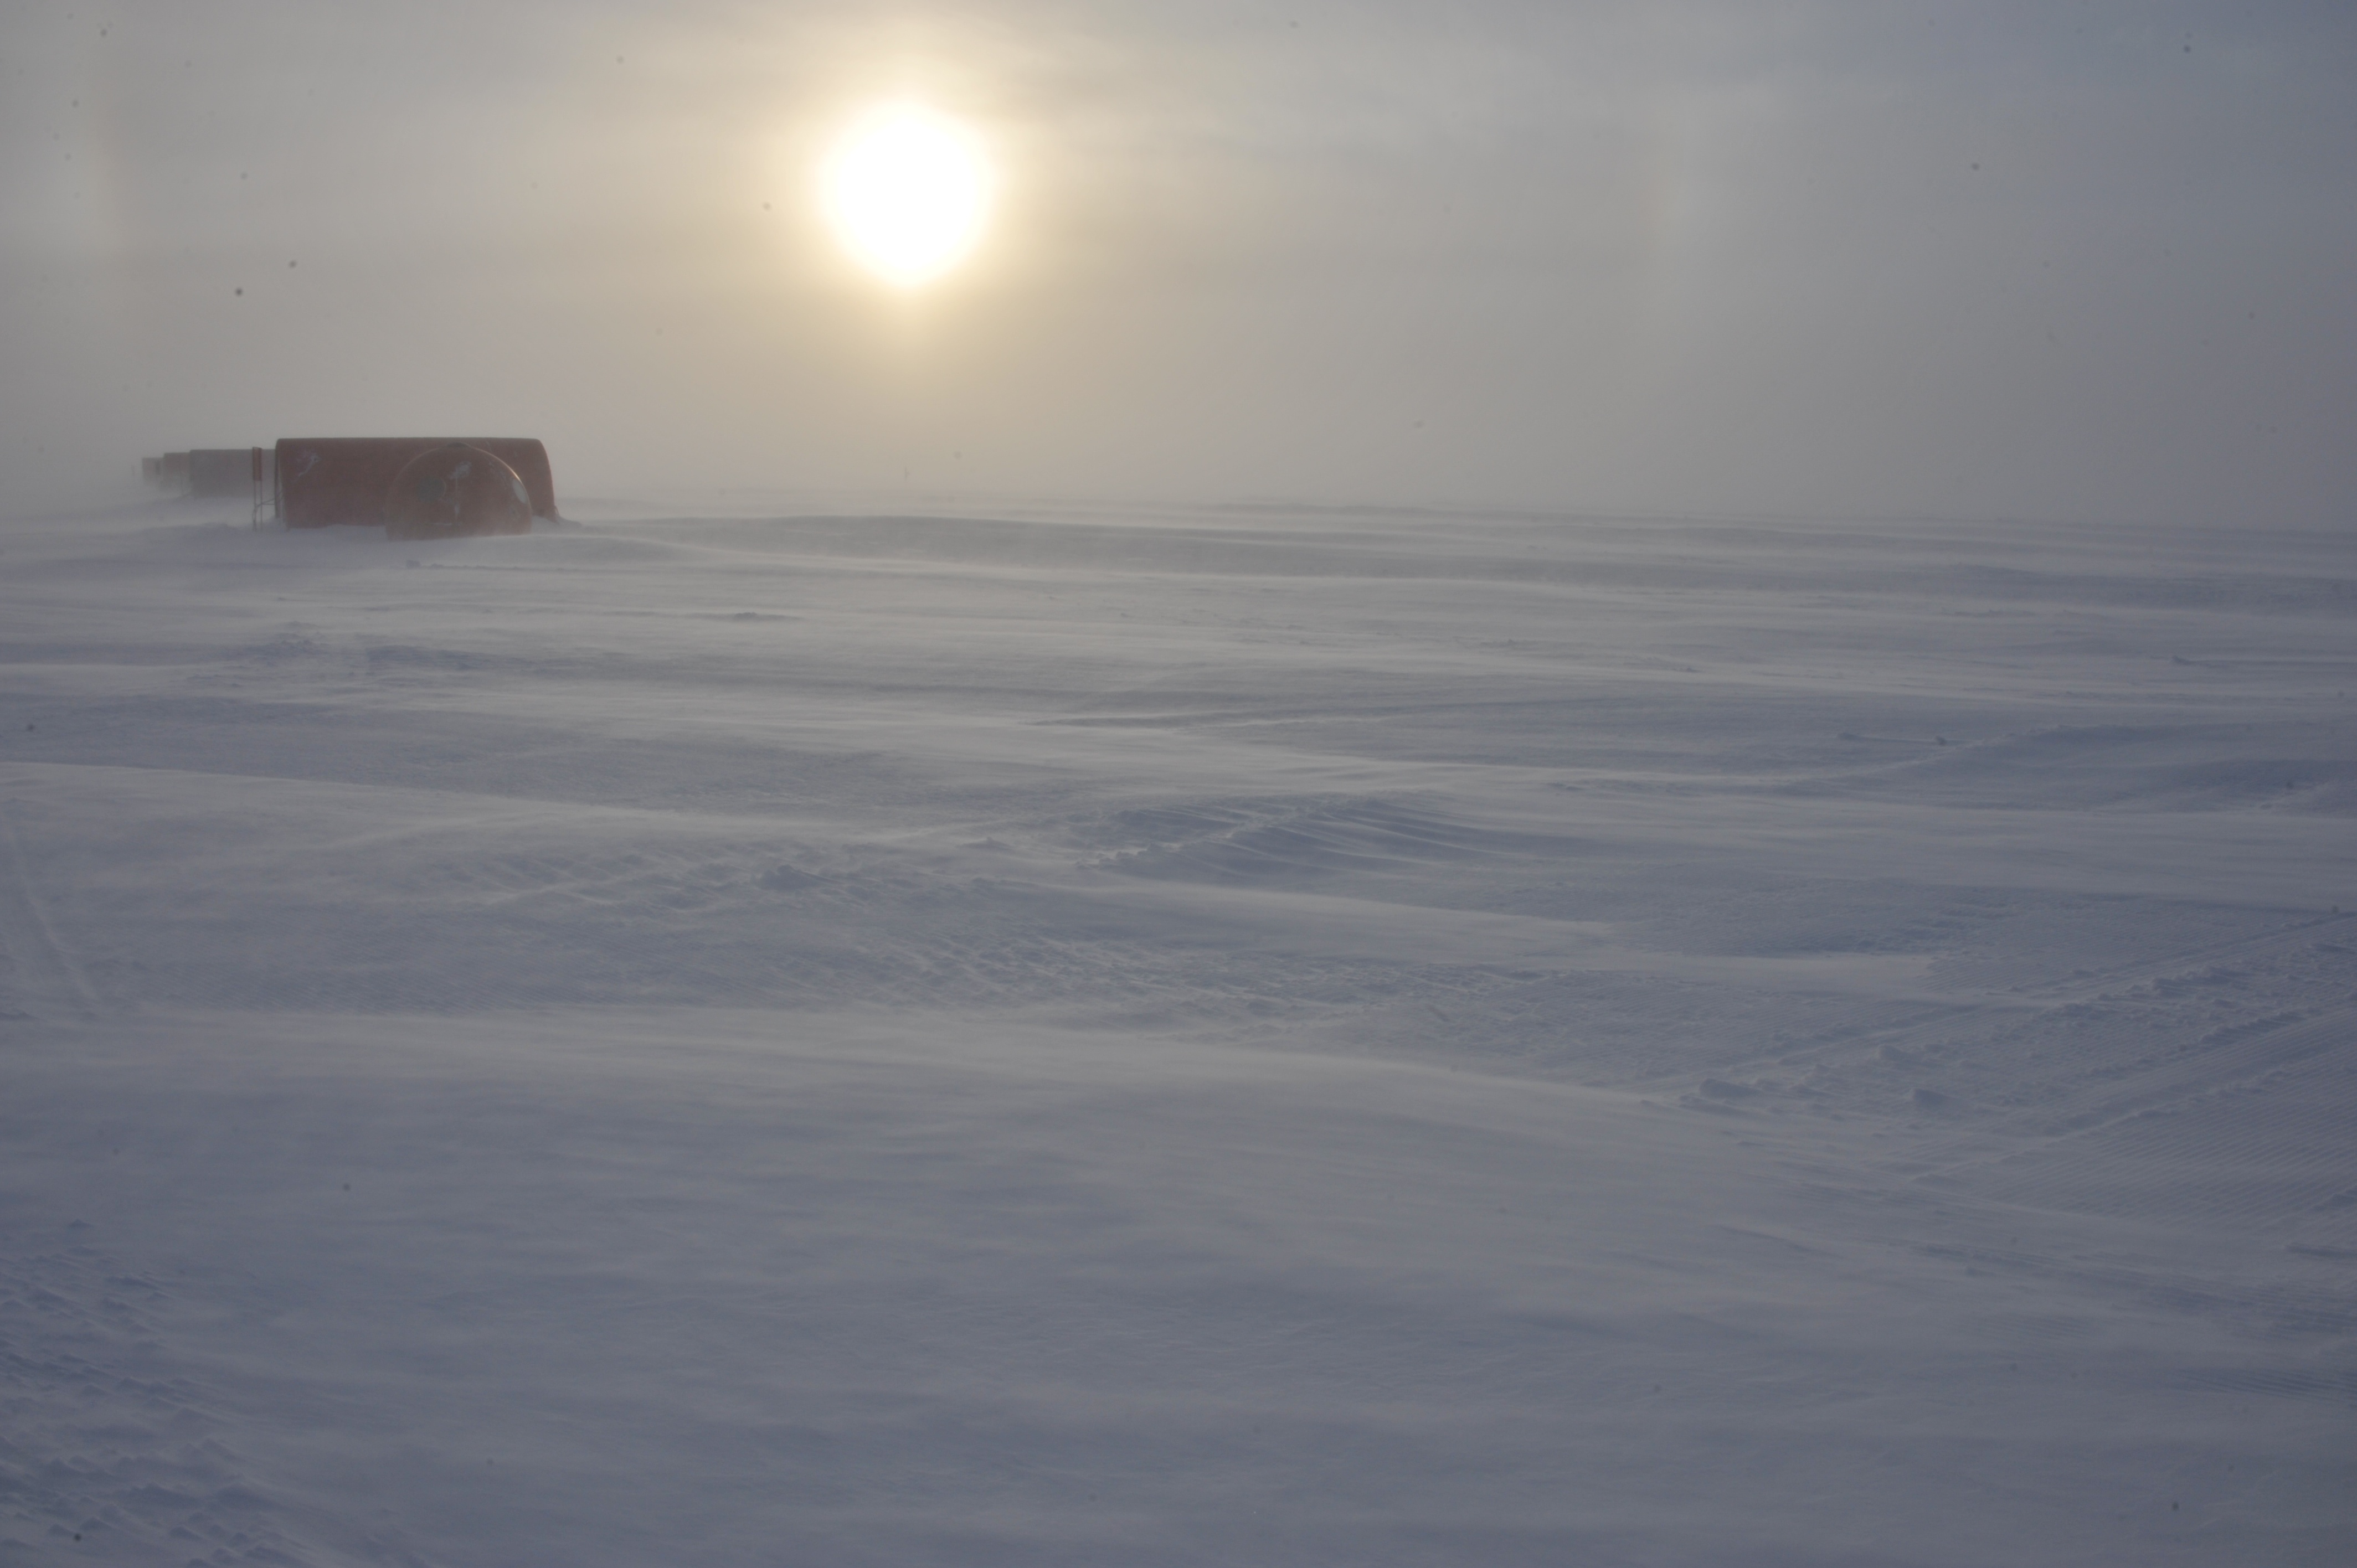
[275,438,558,528]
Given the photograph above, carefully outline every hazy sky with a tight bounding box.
[6,1,2353,523]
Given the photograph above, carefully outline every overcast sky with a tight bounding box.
[5,1,2353,523]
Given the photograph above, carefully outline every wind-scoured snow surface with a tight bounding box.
[1,496,2351,1566]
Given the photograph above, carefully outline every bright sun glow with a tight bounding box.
[821,105,992,287]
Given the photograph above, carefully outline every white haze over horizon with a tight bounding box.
[5,0,2355,526]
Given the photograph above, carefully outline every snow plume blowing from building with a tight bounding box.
[4,1,2354,524]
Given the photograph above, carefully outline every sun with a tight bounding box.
[820,105,993,288]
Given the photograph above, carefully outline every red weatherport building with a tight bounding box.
[275,438,559,528]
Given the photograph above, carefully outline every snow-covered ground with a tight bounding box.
[2,494,2351,1566]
